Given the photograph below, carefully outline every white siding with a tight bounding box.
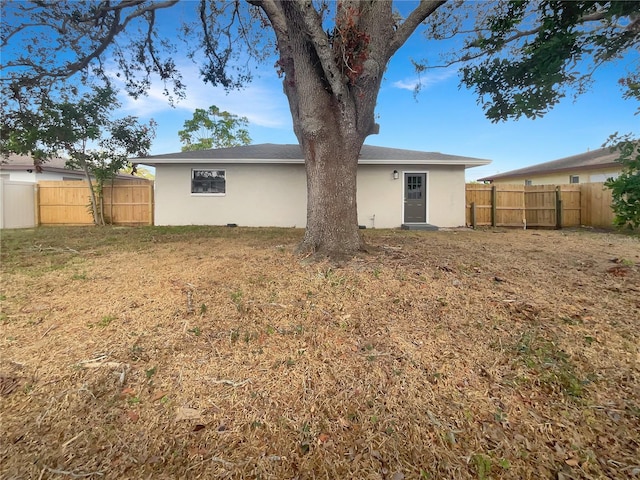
[154,163,467,229]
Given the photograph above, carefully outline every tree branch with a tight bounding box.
[390,0,447,55]
[294,0,348,99]
[248,0,288,38]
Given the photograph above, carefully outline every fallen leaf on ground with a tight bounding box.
[126,411,139,423]
[150,391,168,402]
[121,387,136,397]
[175,407,201,422]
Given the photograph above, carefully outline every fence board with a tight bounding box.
[38,180,153,226]
[466,182,615,229]
[495,185,525,227]
[580,182,614,228]
[559,185,581,227]
[38,181,93,225]
[465,185,493,226]
[525,185,557,227]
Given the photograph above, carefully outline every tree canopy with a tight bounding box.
[178,105,251,152]
[424,1,640,121]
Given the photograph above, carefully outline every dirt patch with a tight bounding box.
[1,226,639,479]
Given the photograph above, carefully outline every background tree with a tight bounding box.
[122,163,156,180]
[2,1,639,257]
[604,134,640,229]
[178,105,251,151]
[2,86,155,225]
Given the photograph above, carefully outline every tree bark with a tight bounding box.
[81,160,101,226]
[299,129,364,257]
[255,0,445,258]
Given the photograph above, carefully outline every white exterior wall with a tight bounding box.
[155,163,308,227]
[356,164,467,228]
[0,170,84,183]
[0,180,36,229]
[154,163,467,228]
[425,165,467,227]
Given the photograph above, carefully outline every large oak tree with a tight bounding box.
[2,0,638,257]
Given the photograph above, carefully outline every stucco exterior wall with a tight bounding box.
[425,165,467,227]
[155,163,307,227]
[154,163,467,228]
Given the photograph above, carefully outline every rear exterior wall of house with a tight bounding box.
[153,163,467,228]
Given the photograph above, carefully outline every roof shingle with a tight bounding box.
[478,148,619,182]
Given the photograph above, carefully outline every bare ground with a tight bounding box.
[0,226,639,480]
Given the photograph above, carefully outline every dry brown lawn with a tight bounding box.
[1,226,639,480]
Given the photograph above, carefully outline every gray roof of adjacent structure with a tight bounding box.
[477,147,620,182]
[138,143,491,168]
[1,154,146,181]
[1,154,69,169]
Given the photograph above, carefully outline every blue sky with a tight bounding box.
[106,4,639,181]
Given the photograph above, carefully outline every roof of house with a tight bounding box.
[477,147,620,182]
[139,143,491,168]
[1,154,145,181]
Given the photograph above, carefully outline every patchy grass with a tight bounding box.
[0,226,639,479]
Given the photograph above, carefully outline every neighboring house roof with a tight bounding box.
[139,143,491,168]
[0,154,143,181]
[1,154,70,173]
[477,148,620,182]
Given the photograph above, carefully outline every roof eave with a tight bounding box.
[478,161,621,182]
[143,158,491,167]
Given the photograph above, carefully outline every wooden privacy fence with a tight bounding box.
[37,180,154,226]
[466,183,614,229]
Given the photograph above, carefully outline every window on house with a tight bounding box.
[569,175,579,184]
[524,179,532,186]
[192,169,226,194]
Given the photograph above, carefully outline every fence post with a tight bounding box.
[555,186,563,229]
[491,185,497,227]
[34,184,40,226]
[471,202,476,229]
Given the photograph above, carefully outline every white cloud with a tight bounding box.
[111,63,290,128]
[392,68,457,92]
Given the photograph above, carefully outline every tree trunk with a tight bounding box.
[81,160,101,225]
[256,1,443,259]
[298,134,364,257]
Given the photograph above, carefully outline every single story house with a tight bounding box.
[0,154,142,182]
[141,143,491,229]
[477,147,621,185]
